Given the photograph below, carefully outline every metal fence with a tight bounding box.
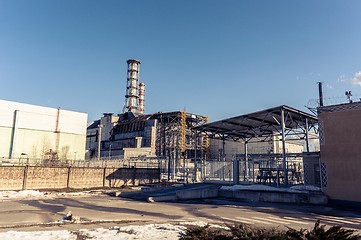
[158,158,193,182]
[204,161,233,182]
[0,156,304,185]
[204,158,304,185]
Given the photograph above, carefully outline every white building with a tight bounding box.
[0,99,87,161]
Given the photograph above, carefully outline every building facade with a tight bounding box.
[318,102,361,204]
[0,99,87,161]
[86,111,208,161]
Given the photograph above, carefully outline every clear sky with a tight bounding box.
[1,0,361,122]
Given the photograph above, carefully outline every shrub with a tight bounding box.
[179,224,231,240]
[179,221,360,240]
[305,220,360,240]
[229,224,286,240]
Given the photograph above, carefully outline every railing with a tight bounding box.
[204,158,304,185]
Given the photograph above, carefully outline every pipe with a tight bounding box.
[318,82,324,107]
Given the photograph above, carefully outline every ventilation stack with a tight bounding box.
[138,82,145,114]
[123,59,141,113]
[318,82,324,107]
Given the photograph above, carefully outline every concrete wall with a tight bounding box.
[106,168,160,187]
[0,166,160,190]
[0,166,24,190]
[319,102,361,202]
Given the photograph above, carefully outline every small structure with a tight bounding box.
[318,101,361,205]
[194,105,318,186]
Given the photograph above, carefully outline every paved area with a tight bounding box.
[1,190,361,233]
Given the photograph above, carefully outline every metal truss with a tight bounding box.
[194,105,318,144]
[155,112,208,176]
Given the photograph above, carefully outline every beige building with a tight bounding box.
[0,99,87,161]
[318,102,361,204]
[209,136,306,161]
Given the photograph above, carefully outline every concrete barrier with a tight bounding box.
[218,189,328,205]
[176,188,219,200]
[146,184,327,205]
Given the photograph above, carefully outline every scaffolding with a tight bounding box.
[155,111,208,180]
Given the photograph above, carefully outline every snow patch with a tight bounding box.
[0,223,211,240]
[0,230,76,240]
[0,190,103,201]
[290,185,321,192]
[0,190,45,200]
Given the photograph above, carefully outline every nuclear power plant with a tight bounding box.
[86,60,209,177]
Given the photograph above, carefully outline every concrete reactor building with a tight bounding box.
[0,100,88,162]
[86,60,208,168]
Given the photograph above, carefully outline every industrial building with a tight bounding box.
[86,60,208,179]
[87,59,320,183]
[318,101,361,204]
[0,99,87,162]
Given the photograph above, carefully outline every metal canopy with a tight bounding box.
[194,105,318,142]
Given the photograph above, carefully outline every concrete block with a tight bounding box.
[218,189,234,198]
[238,191,260,201]
[176,189,219,200]
[309,193,328,205]
[220,189,328,205]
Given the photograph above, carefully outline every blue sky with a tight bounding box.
[1,0,361,122]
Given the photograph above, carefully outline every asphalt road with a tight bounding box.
[0,192,361,233]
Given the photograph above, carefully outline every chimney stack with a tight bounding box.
[123,59,141,113]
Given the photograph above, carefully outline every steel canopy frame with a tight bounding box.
[194,105,318,143]
[193,105,318,185]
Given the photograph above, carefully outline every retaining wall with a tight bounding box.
[0,166,160,190]
[218,189,328,205]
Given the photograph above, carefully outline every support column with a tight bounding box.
[281,108,288,185]
[305,118,310,153]
[193,130,197,182]
[222,138,226,181]
[172,131,176,180]
[244,141,248,182]
[200,135,203,181]
[233,159,240,185]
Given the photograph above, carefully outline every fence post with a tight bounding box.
[22,165,28,190]
[67,166,71,189]
[132,167,136,186]
[103,167,106,187]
